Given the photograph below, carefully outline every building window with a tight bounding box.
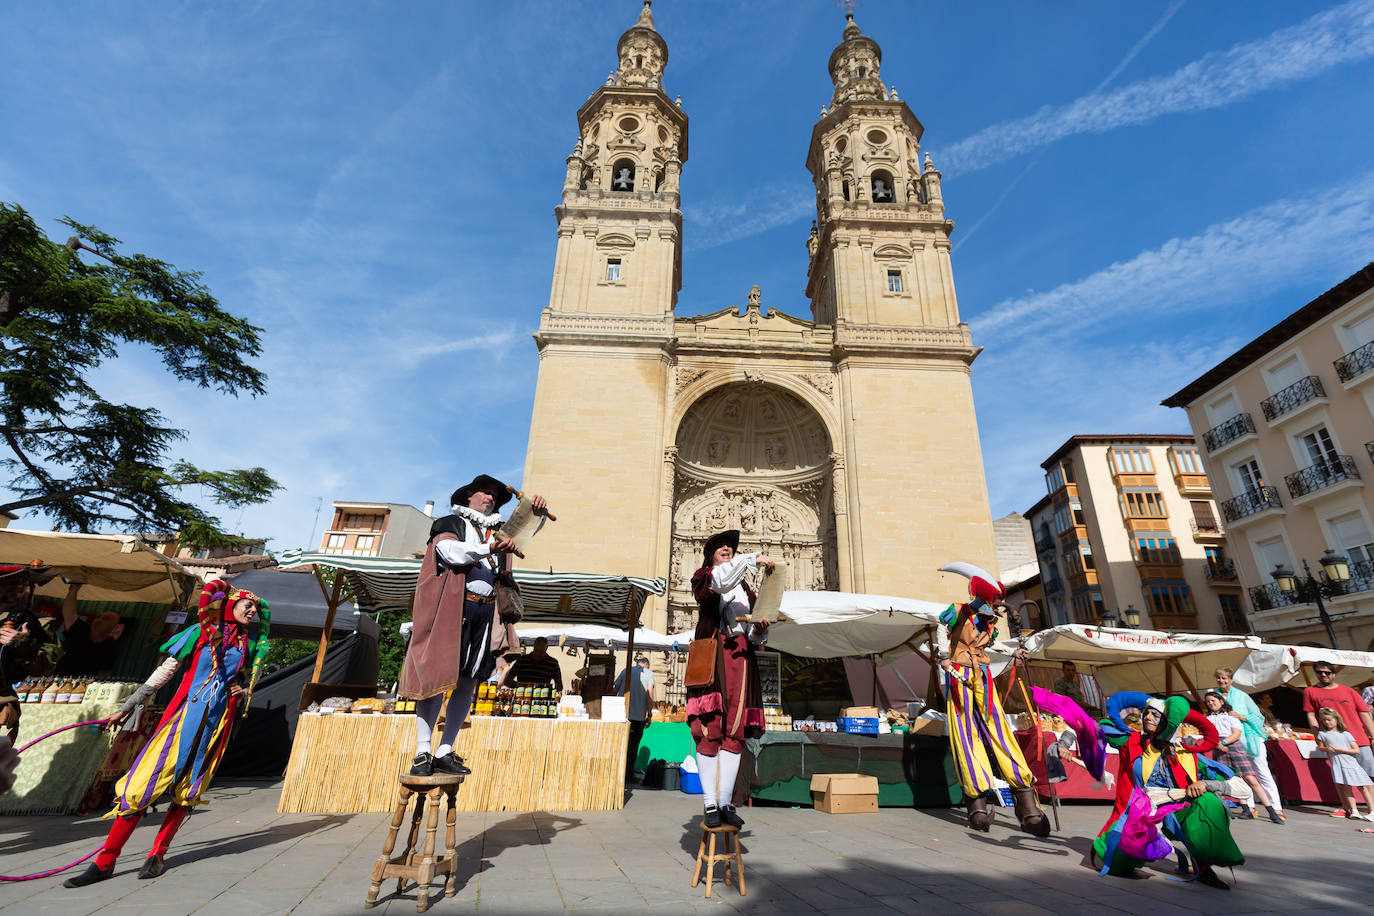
[1218,594,1246,632]
[1053,499,1082,535]
[1169,447,1204,475]
[1233,458,1265,495]
[1045,459,1075,494]
[341,513,383,531]
[1120,489,1167,518]
[886,270,903,293]
[606,258,622,283]
[1135,535,1181,564]
[611,158,636,191]
[1147,584,1196,617]
[326,534,346,549]
[1110,448,1154,474]
[1328,512,1374,568]
[355,535,375,551]
[1299,426,1340,470]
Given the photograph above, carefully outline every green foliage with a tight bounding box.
[0,203,280,547]
[265,637,319,671]
[375,607,409,687]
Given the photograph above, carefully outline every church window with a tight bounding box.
[866,129,887,145]
[611,159,636,191]
[842,180,851,201]
[871,170,895,203]
[886,270,903,293]
[606,258,622,283]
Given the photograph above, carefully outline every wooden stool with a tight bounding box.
[365,773,465,913]
[690,822,745,898]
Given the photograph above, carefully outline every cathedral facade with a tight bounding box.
[521,3,998,633]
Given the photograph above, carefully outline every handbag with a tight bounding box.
[684,637,717,688]
[493,571,523,624]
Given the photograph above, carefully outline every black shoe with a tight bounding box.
[433,753,471,776]
[719,805,745,828]
[703,807,721,829]
[409,753,434,776]
[1197,868,1230,890]
[63,862,113,888]
[137,855,165,879]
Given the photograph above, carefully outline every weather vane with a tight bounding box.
[837,0,861,17]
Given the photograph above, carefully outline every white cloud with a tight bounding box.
[941,0,1374,176]
[685,184,815,252]
[974,170,1374,341]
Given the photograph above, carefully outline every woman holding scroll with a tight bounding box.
[687,530,775,828]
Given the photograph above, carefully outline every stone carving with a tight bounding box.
[763,436,787,468]
[747,285,762,310]
[722,397,741,421]
[760,399,777,423]
[675,367,707,393]
[804,373,835,397]
[706,433,731,464]
[764,504,790,535]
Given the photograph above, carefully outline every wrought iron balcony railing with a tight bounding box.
[1202,413,1256,452]
[1249,582,1302,611]
[1220,486,1282,522]
[1366,441,1374,467]
[1334,340,1374,383]
[1205,559,1238,582]
[1260,375,1325,421]
[1284,454,1360,499]
[1034,533,1056,555]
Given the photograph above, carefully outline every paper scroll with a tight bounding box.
[497,496,548,554]
[748,562,788,623]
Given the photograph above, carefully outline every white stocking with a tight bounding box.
[717,750,741,809]
[414,694,443,755]
[437,676,478,758]
[696,752,718,811]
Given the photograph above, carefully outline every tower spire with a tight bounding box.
[615,1,668,88]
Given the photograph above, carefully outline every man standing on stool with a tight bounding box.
[687,530,773,828]
[398,474,545,777]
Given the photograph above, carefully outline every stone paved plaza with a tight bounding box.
[0,782,1367,914]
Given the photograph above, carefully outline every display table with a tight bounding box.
[0,683,137,815]
[1265,738,1339,805]
[636,721,693,771]
[744,731,960,808]
[1014,730,1117,802]
[278,714,629,814]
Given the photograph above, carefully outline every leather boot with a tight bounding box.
[966,794,994,832]
[63,862,114,888]
[1013,787,1051,837]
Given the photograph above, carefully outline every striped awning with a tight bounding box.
[276,550,665,626]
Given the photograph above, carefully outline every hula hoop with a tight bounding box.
[0,718,111,881]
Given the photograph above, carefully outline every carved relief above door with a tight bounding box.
[667,383,838,633]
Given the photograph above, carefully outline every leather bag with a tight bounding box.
[493,571,523,624]
[684,637,717,688]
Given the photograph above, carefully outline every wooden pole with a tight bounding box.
[311,569,345,685]
[1169,658,1205,707]
[1165,661,1174,697]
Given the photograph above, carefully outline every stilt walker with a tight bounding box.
[63,579,269,887]
[685,530,773,829]
[938,561,1050,836]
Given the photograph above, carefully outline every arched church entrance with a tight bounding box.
[666,382,837,632]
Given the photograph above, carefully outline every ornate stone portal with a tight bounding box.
[667,384,837,632]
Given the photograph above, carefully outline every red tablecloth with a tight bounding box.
[1265,738,1339,805]
[1014,730,1115,802]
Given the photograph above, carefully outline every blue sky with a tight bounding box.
[4,0,1374,552]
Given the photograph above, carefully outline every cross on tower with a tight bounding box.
[836,0,861,18]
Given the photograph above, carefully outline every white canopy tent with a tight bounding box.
[516,624,683,653]
[1021,624,1261,700]
[0,529,198,605]
[1233,643,1374,692]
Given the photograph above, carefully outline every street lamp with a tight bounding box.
[1270,549,1352,649]
[1099,609,1118,628]
[1122,604,1141,628]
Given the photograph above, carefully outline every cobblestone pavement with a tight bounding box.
[0,782,1366,914]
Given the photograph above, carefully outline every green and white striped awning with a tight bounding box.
[276,550,666,627]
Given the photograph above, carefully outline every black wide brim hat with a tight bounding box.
[702,530,740,565]
[453,474,512,510]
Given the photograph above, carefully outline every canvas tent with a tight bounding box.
[1020,624,1261,700]
[1233,643,1374,692]
[517,624,681,652]
[0,529,197,604]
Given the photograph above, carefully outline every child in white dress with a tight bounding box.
[1316,707,1374,820]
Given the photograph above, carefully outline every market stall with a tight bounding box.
[1019,624,1261,702]
[0,530,199,815]
[1233,643,1374,692]
[272,550,665,813]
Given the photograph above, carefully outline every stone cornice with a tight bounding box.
[832,322,980,364]
[534,310,675,350]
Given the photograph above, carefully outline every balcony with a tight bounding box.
[1260,375,1327,427]
[1202,413,1257,454]
[1284,454,1361,503]
[1189,517,1225,539]
[1034,532,1056,555]
[1219,486,1284,525]
[1334,340,1374,387]
[1249,582,1307,612]
[1043,575,1063,596]
[1205,559,1239,583]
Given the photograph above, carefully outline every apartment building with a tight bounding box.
[1026,435,1241,634]
[1163,262,1374,651]
[318,501,434,558]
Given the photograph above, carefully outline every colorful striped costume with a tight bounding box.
[945,660,1037,795]
[64,579,268,887]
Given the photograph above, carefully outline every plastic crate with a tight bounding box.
[837,716,880,734]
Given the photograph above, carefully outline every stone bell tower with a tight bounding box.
[521,1,687,583]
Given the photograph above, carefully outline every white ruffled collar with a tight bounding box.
[453,504,503,528]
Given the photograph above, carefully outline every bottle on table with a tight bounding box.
[41,678,61,703]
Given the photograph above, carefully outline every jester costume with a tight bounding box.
[939,561,1049,835]
[1092,693,1244,890]
[64,579,269,886]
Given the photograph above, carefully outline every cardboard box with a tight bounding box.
[906,717,946,737]
[841,706,880,718]
[809,773,879,814]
